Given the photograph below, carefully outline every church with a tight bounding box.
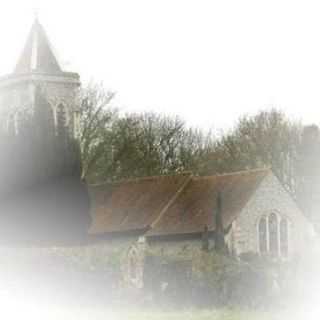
[0,20,314,285]
[88,168,314,286]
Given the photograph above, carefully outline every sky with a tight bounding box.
[0,0,320,131]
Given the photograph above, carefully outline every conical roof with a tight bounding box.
[14,19,62,74]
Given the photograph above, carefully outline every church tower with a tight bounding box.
[0,18,83,192]
[0,19,90,244]
[0,18,80,138]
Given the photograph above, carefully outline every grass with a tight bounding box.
[4,303,311,320]
[111,307,316,320]
[117,310,277,320]
[38,309,277,320]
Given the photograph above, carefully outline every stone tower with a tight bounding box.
[0,19,90,244]
[0,18,80,138]
[0,18,83,191]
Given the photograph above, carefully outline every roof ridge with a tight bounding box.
[90,171,193,187]
[89,168,271,188]
[193,167,271,180]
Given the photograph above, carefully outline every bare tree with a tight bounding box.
[79,83,118,180]
[202,109,302,195]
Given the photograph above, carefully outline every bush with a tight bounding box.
[191,250,275,308]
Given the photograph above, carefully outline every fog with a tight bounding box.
[1,4,320,319]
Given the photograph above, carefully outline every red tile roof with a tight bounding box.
[89,169,271,237]
[147,169,270,237]
[88,173,191,234]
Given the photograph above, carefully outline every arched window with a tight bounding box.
[127,247,139,282]
[269,213,278,256]
[258,217,267,254]
[57,104,67,136]
[280,218,289,257]
[258,213,289,257]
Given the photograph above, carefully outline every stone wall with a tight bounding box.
[0,80,79,138]
[85,236,144,288]
[147,239,204,260]
[233,172,314,257]
[88,236,203,289]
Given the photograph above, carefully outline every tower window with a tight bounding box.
[57,104,67,136]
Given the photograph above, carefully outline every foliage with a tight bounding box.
[192,250,241,286]
[79,82,118,180]
[108,112,187,179]
[79,84,320,220]
[108,112,213,181]
[79,90,303,198]
[201,109,302,195]
[191,250,276,307]
[81,106,214,182]
[117,309,283,320]
[143,248,278,308]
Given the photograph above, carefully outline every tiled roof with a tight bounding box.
[147,169,270,237]
[88,173,191,234]
[89,169,271,237]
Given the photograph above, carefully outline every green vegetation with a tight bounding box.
[116,309,283,320]
[80,83,320,220]
[19,308,292,320]
[49,308,289,320]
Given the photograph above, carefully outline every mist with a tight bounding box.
[0,9,320,320]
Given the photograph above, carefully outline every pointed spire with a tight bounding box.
[14,19,62,74]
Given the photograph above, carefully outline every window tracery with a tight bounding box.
[258,213,289,257]
[56,103,68,136]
